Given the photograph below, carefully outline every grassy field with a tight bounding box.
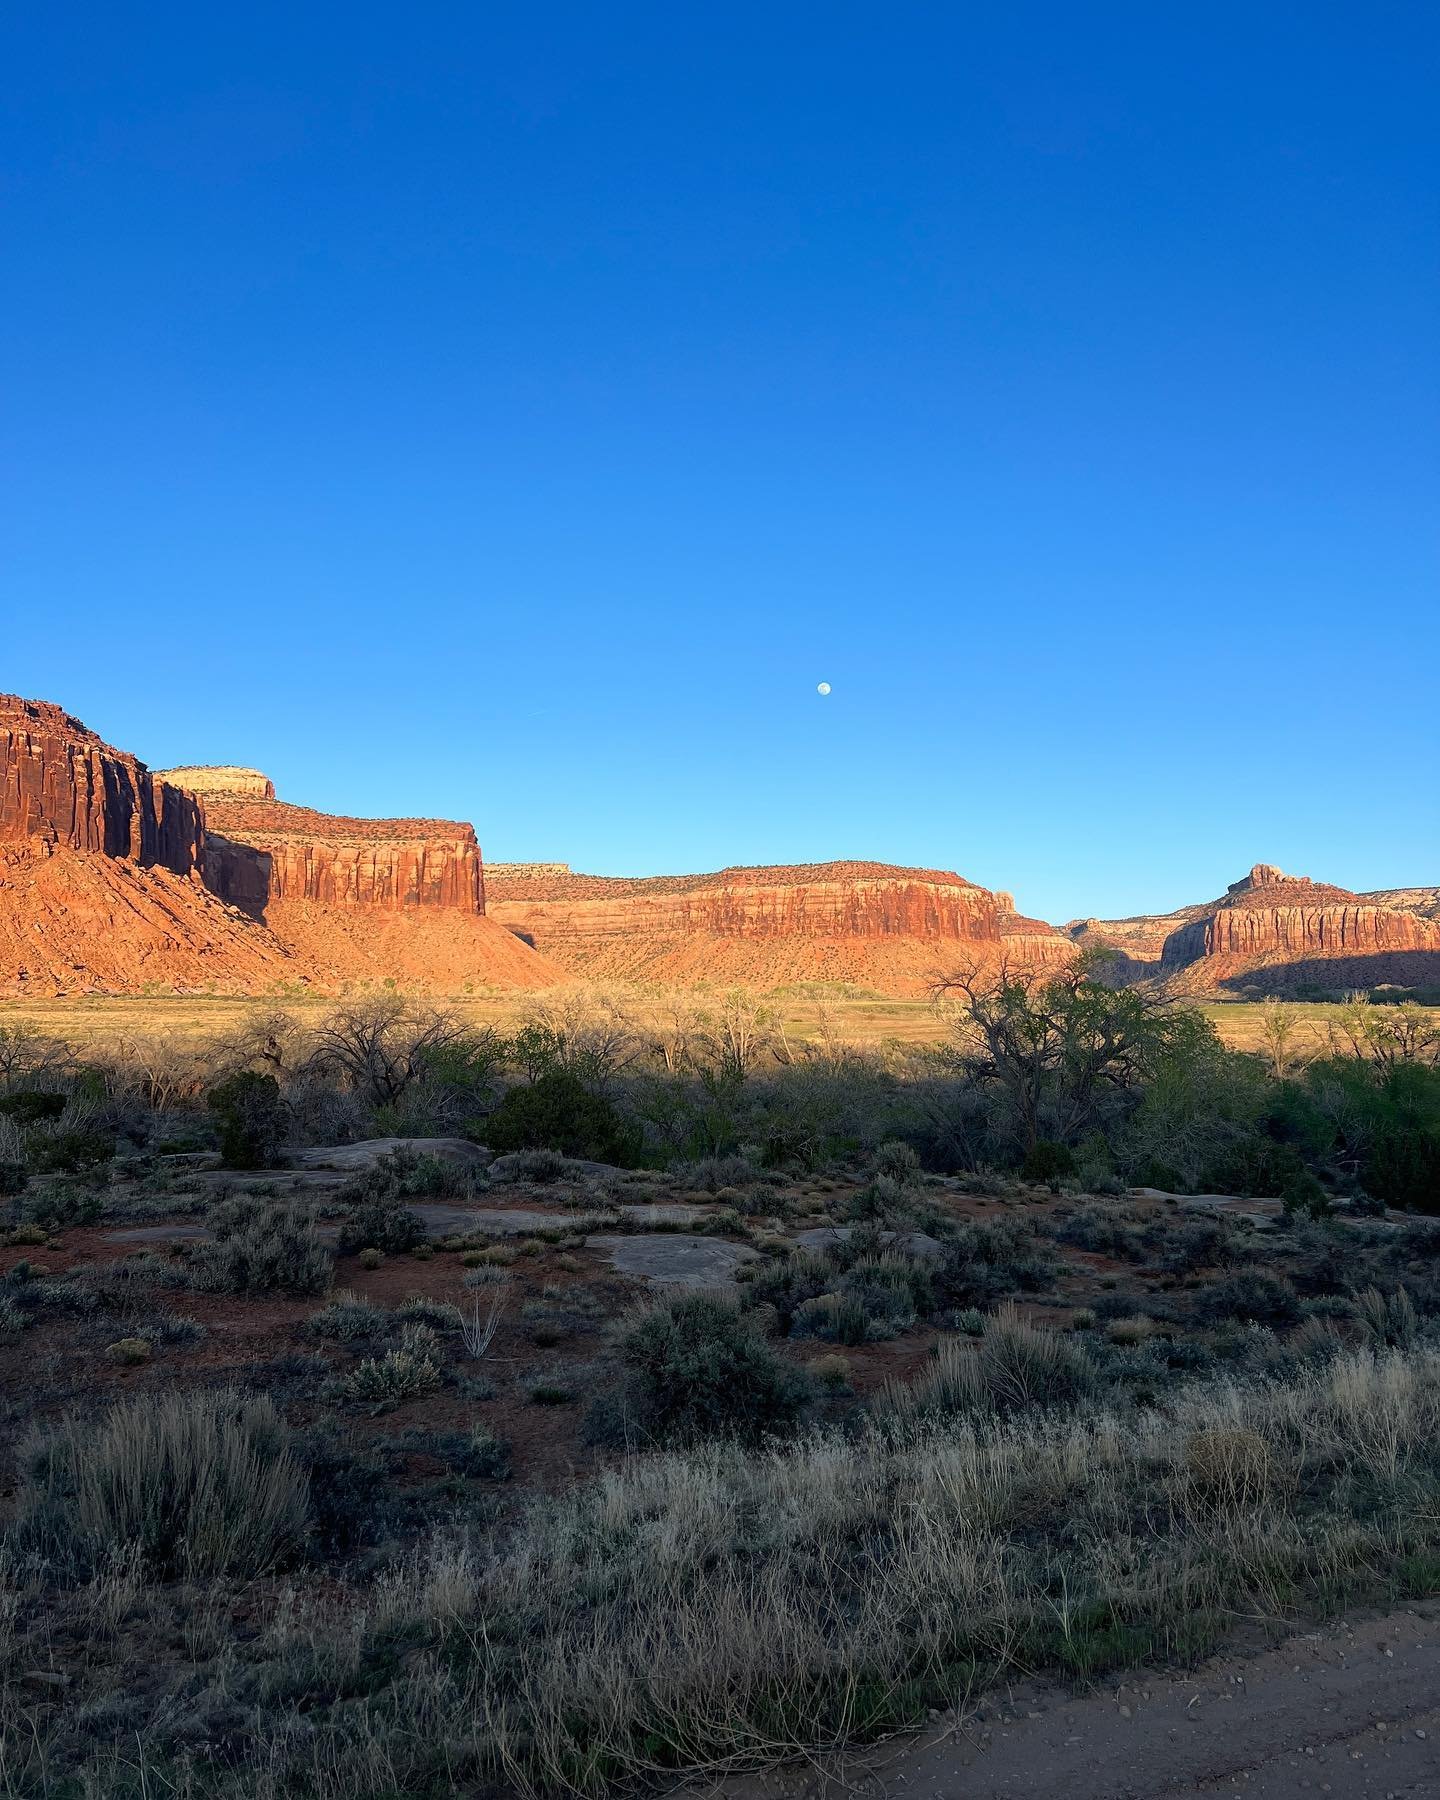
[3,988,1434,1059]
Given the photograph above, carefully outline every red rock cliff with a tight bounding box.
[487,861,1062,993]
[157,770,484,915]
[1161,864,1440,974]
[1,695,204,875]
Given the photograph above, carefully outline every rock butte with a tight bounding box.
[0,694,555,995]
[1069,863,1440,993]
[2,695,1432,998]
[486,862,1073,993]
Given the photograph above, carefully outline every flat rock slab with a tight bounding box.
[413,1204,573,1237]
[617,1202,709,1227]
[793,1226,945,1257]
[106,1223,213,1245]
[588,1233,757,1287]
[292,1137,489,1174]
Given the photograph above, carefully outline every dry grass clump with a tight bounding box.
[15,1389,307,1581]
[4,1347,1440,1797]
[886,1304,1096,1418]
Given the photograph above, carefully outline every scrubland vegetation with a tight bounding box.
[0,965,1438,1796]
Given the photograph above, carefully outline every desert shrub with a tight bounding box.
[835,1251,932,1339]
[344,1345,442,1409]
[1057,1202,1148,1260]
[677,1150,769,1192]
[10,1177,103,1230]
[1281,1168,1333,1220]
[1192,1269,1301,1328]
[1022,1139,1076,1189]
[601,1292,809,1445]
[25,1126,114,1174]
[887,1305,1095,1418]
[1152,1216,1244,1275]
[15,1389,308,1579]
[745,1249,837,1328]
[308,1290,388,1341]
[490,1147,568,1184]
[485,1071,641,1166]
[207,1071,285,1170]
[932,1215,1058,1307]
[336,1195,426,1256]
[330,1152,430,1255]
[191,1198,333,1296]
[0,1091,67,1125]
[792,1291,871,1346]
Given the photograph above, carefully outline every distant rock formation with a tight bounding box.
[0,693,555,995]
[2,695,205,875]
[488,861,1070,993]
[153,766,554,992]
[0,695,297,993]
[1070,863,1440,993]
[159,771,485,916]
[1362,886,1440,923]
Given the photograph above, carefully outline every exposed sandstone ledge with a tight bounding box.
[159,765,276,801]
[489,863,1001,946]
[157,778,485,914]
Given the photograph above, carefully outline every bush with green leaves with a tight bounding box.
[1281,1167,1333,1220]
[15,1389,308,1579]
[1022,1139,1076,1189]
[207,1070,286,1170]
[1192,1269,1301,1328]
[932,1214,1059,1308]
[485,1071,641,1166]
[191,1197,333,1296]
[601,1292,809,1446]
[24,1125,114,1175]
[343,1343,442,1410]
[0,1090,67,1126]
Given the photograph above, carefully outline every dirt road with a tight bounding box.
[708,1604,1440,1799]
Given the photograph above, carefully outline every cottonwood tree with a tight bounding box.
[701,989,780,1082]
[512,985,642,1089]
[1328,998,1440,1071]
[934,955,1205,1151]
[304,998,477,1108]
[1259,1002,1304,1079]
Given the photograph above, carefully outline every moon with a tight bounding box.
[816,681,831,695]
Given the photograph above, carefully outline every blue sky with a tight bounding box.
[3,3,1436,923]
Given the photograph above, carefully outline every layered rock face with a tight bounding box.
[0,695,300,993]
[2,695,205,875]
[488,862,1063,992]
[1071,864,1440,993]
[161,778,485,916]
[150,768,554,991]
[1363,887,1440,923]
[0,694,554,994]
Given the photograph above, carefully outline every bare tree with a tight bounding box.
[1259,1002,1303,1079]
[934,955,1197,1151]
[0,1025,74,1092]
[1328,997,1440,1071]
[701,989,779,1082]
[639,988,713,1076]
[515,985,642,1089]
[304,998,474,1107]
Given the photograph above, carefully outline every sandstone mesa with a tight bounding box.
[1,694,1433,998]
